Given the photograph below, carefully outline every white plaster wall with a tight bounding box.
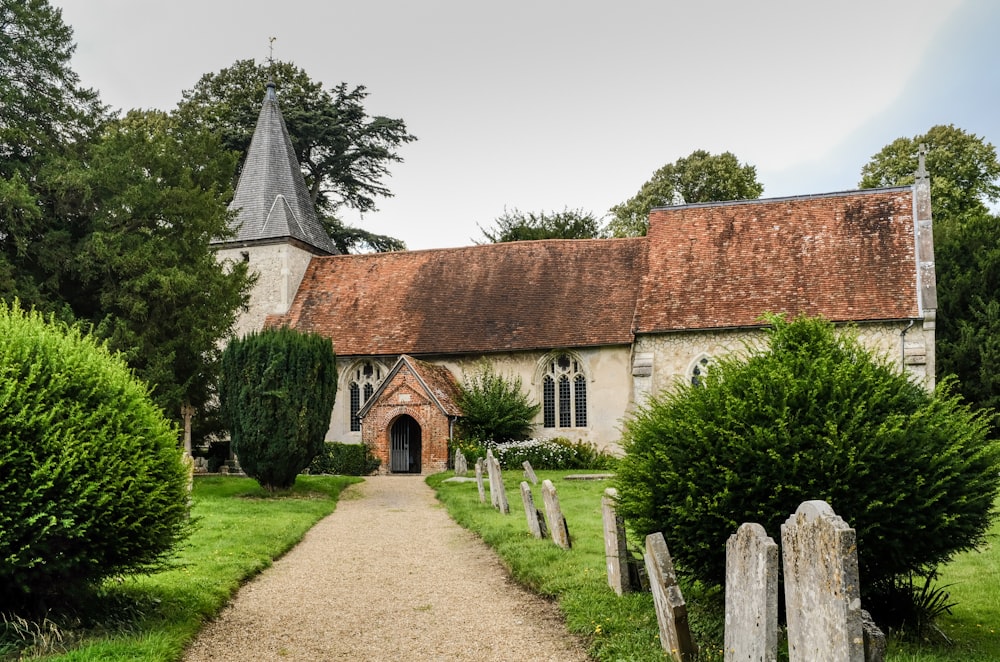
[216,243,314,338]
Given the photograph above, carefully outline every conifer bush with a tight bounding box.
[615,316,1000,601]
[219,327,337,492]
[0,302,190,609]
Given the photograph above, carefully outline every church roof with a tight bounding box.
[217,82,337,255]
[357,355,462,419]
[271,238,647,356]
[635,187,921,332]
[269,187,923,357]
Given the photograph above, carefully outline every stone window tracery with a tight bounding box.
[541,353,588,429]
[690,355,712,387]
[349,361,384,432]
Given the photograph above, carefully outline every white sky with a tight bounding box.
[54,0,998,250]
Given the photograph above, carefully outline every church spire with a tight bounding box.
[218,79,337,255]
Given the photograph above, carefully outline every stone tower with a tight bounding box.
[212,81,337,337]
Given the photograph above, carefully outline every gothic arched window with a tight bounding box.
[349,361,384,431]
[690,355,712,388]
[541,354,588,428]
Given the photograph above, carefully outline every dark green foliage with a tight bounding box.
[0,301,190,609]
[456,364,541,443]
[219,327,337,492]
[308,442,381,476]
[476,207,601,243]
[615,316,1000,597]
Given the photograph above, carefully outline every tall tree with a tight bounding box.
[0,0,105,308]
[606,150,763,237]
[476,207,601,243]
[861,125,1000,410]
[860,124,1000,239]
[73,110,253,415]
[174,59,415,253]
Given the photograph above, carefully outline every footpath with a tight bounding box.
[183,475,590,661]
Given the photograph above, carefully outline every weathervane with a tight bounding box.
[267,36,277,66]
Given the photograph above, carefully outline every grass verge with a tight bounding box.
[428,471,1000,662]
[11,474,360,662]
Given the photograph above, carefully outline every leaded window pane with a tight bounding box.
[574,373,587,427]
[349,383,361,432]
[559,375,571,428]
[543,376,555,428]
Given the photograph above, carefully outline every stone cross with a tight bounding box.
[520,481,548,539]
[454,449,468,476]
[522,460,539,485]
[602,488,633,595]
[781,500,864,662]
[724,522,778,662]
[474,458,486,504]
[541,479,571,550]
[644,532,697,661]
[180,403,195,456]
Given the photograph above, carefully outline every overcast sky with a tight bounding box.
[54,0,1000,250]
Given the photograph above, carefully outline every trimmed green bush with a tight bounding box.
[0,301,190,609]
[615,315,1000,600]
[219,327,337,492]
[457,363,540,442]
[453,437,618,471]
[308,442,381,475]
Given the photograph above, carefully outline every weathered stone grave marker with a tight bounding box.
[541,479,571,550]
[602,488,634,595]
[644,532,697,662]
[474,458,486,504]
[724,522,778,662]
[520,481,548,539]
[522,460,538,484]
[781,500,864,662]
[454,449,468,476]
[485,451,510,514]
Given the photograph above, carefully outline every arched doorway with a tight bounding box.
[389,415,422,473]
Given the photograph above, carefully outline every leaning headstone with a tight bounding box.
[724,522,778,662]
[520,481,548,539]
[487,453,510,515]
[861,609,886,662]
[644,532,697,661]
[475,458,486,504]
[781,500,864,662]
[454,449,468,476]
[602,488,633,595]
[541,479,571,550]
[522,460,539,485]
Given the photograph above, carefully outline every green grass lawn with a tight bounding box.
[16,474,360,662]
[428,470,1000,662]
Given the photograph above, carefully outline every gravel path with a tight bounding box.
[183,475,590,661]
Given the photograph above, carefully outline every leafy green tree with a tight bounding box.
[476,207,601,243]
[860,124,1000,238]
[606,150,763,237]
[71,110,253,416]
[861,125,1000,410]
[0,0,105,309]
[0,301,190,611]
[457,364,541,443]
[615,316,1000,610]
[174,59,415,253]
[219,327,338,492]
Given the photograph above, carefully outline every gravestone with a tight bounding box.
[522,460,539,485]
[644,532,697,661]
[541,479,571,550]
[454,449,468,476]
[781,500,864,662]
[486,452,510,515]
[724,522,778,662]
[520,481,548,539]
[602,488,633,595]
[475,458,486,504]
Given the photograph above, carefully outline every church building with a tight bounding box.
[213,84,937,475]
